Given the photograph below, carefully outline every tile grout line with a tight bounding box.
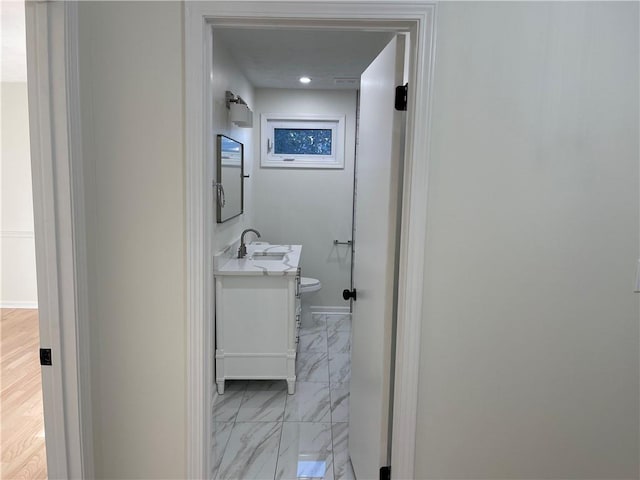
[212,420,234,480]
[273,393,287,480]
[326,313,339,480]
[274,319,306,480]
[212,382,245,480]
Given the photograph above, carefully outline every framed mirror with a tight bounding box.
[216,135,244,223]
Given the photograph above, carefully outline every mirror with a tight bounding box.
[216,135,244,223]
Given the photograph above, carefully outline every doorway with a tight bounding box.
[1,1,47,477]
[185,4,436,479]
[207,28,405,479]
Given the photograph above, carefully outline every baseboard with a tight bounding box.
[310,305,350,314]
[0,301,38,309]
[0,230,35,239]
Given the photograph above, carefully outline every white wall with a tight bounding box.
[67,2,639,478]
[252,88,356,307]
[78,3,185,478]
[212,32,254,251]
[415,2,639,478]
[1,82,38,307]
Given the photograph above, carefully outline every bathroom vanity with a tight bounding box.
[214,244,301,394]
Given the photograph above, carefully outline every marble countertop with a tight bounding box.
[214,244,301,276]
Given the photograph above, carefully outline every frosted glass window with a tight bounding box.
[261,114,345,169]
[274,128,332,156]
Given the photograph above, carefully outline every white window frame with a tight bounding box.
[261,113,345,169]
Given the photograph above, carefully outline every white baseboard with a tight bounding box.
[0,230,35,239]
[310,305,350,314]
[1,301,38,309]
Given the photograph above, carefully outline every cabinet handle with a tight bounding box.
[213,181,226,207]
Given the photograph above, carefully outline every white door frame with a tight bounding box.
[185,2,437,479]
[25,1,93,478]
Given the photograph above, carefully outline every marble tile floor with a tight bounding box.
[212,312,355,480]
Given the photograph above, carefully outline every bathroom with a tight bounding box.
[208,27,402,480]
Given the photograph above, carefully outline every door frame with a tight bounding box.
[25,1,93,478]
[185,2,437,479]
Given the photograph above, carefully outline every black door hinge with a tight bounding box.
[40,348,52,366]
[380,466,391,480]
[395,83,408,111]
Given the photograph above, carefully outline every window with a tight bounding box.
[261,114,345,169]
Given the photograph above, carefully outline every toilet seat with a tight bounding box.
[300,277,322,294]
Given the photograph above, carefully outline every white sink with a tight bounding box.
[251,252,286,261]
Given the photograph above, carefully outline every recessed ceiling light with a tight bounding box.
[299,76,311,84]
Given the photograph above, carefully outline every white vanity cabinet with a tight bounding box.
[214,245,302,394]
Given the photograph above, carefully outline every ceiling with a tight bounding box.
[215,28,394,90]
[0,15,393,87]
[1,0,27,82]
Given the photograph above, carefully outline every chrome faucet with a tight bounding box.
[238,228,261,258]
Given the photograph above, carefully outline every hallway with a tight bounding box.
[0,309,47,479]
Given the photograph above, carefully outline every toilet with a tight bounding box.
[300,276,322,295]
[299,277,321,325]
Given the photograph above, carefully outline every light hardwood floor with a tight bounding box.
[1,309,47,479]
